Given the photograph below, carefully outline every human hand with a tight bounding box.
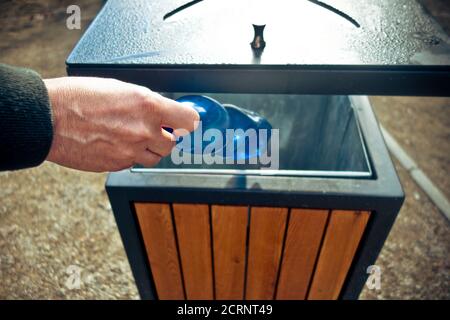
[44,77,199,172]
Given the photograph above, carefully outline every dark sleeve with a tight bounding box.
[0,63,53,171]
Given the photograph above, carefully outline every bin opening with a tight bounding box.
[132,94,372,178]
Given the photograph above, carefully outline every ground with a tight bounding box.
[0,0,448,299]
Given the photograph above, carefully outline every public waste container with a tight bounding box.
[66,0,449,299]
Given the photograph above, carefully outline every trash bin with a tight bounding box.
[66,0,449,299]
[102,94,403,300]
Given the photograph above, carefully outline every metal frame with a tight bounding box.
[105,96,404,300]
[130,168,372,177]
[68,65,450,97]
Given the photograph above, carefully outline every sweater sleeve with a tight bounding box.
[0,64,53,171]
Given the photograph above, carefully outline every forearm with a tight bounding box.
[0,63,53,171]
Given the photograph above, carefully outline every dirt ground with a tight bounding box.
[0,0,448,299]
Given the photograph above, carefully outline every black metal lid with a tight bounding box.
[67,0,450,96]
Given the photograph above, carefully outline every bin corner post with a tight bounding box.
[105,177,157,300]
[339,197,404,300]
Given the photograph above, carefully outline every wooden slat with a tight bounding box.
[276,209,329,300]
[212,205,248,300]
[246,207,288,300]
[134,203,184,300]
[173,204,214,300]
[308,210,370,300]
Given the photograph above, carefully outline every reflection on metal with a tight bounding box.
[130,168,372,177]
[99,50,164,63]
[250,24,266,56]
[163,0,360,28]
[163,0,203,20]
[308,0,360,28]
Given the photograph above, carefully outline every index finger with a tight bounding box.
[156,95,200,135]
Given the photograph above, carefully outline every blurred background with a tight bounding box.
[0,0,448,299]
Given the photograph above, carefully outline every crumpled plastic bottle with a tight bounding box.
[173,95,272,160]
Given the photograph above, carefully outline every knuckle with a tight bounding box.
[123,125,152,144]
[128,87,151,108]
[135,127,152,143]
[139,92,159,114]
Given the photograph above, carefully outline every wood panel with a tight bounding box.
[173,204,214,300]
[212,205,248,300]
[276,209,329,300]
[134,203,184,300]
[308,210,370,300]
[246,207,288,300]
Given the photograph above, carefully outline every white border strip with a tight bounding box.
[380,125,450,221]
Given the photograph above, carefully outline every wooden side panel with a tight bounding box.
[276,209,329,300]
[134,203,184,300]
[173,204,214,300]
[212,205,248,300]
[308,210,370,300]
[246,207,288,300]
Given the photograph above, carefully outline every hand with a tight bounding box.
[44,77,199,172]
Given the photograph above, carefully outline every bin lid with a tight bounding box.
[67,0,450,96]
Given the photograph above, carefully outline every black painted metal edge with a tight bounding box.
[106,187,157,300]
[67,65,450,97]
